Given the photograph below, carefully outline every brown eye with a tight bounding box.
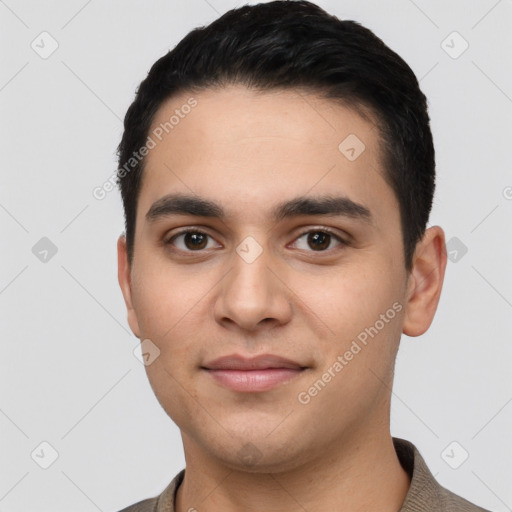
[183,232,208,250]
[307,232,330,251]
[167,230,216,251]
[292,229,346,252]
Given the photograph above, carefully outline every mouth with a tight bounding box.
[201,353,308,392]
[202,367,307,392]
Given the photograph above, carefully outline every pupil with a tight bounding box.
[308,232,330,251]
[185,232,207,250]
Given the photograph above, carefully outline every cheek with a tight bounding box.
[297,261,402,337]
[294,267,404,418]
[131,264,210,428]
[131,258,209,340]
[297,260,406,391]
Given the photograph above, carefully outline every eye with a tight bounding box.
[166,230,219,252]
[291,229,346,252]
[165,227,347,254]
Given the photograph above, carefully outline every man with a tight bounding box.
[115,1,491,511]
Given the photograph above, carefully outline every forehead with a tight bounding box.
[138,85,396,225]
[148,85,379,158]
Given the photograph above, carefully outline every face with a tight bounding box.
[118,85,445,473]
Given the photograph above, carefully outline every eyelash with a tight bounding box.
[164,227,348,255]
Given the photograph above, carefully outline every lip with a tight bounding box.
[202,353,305,371]
[201,354,307,393]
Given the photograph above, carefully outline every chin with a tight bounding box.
[203,429,310,474]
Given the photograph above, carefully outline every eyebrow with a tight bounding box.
[145,193,373,225]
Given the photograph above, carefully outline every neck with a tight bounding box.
[175,430,411,512]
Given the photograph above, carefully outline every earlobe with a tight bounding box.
[117,235,141,339]
[402,226,447,337]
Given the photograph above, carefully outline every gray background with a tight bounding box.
[0,1,511,511]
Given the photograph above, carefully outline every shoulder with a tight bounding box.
[116,496,158,512]
[436,484,493,512]
[114,469,185,512]
[393,437,493,512]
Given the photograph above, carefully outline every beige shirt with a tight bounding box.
[117,437,492,512]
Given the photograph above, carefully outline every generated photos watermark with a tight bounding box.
[298,301,403,405]
[92,97,198,200]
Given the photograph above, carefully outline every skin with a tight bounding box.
[117,85,447,512]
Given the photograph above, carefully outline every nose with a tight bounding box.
[213,243,293,333]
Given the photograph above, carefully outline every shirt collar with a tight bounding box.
[393,437,444,511]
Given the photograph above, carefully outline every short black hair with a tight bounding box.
[117,0,435,272]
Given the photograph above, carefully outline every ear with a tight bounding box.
[402,226,447,337]
[117,234,141,339]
